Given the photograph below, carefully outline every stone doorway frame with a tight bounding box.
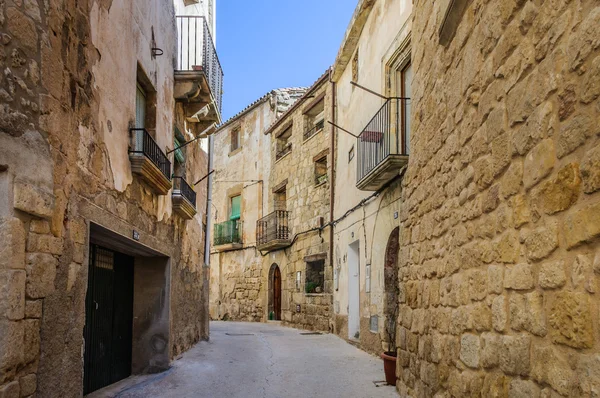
[383,227,399,351]
[267,263,281,320]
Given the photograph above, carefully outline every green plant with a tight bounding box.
[305,282,318,294]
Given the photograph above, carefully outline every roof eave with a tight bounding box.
[331,0,377,83]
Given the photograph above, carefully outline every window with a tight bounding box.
[314,155,327,185]
[305,260,325,294]
[135,83,146,129]
[296,271,302,291]
[173,127,186,177]
[276,125,292,160]
[304,98,325,141]
[387,40,411,156]
[230,128,240,152]
[274,186,286,211]
[229,195,241,221]
[135,65,157,136]
[401,62,412,155]
[352,49,359,82]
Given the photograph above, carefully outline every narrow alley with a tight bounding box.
[87,322,398,398]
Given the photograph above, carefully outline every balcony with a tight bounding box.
[172,177,197,219]
[129,128,172,195]
[214,220,243,251]
[356,98,410,191]
[256,211,290,251]
[175,16,223,130]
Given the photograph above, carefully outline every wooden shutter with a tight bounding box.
[230,195,241,220]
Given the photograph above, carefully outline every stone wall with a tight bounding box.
[399,0,600,396]
[0,1,210,396]
[265,75,332,332]
[209,88,306,322]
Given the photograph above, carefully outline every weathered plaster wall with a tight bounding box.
[398,0,600,396]
[209,89,306,322]
[209,97,276,321]
[0,0,209,396]
[332,0,412,354]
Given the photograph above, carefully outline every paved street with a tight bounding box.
[89,321,398,398]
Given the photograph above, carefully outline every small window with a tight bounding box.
[348,145,355,162]
[229,195,241,220]
[230,128,240,152]
[304,99,325,140]
[276,125,292,160]
[314,156,327,185]
[352,49,359,82]
[305,260,325,294]
[135,83,146,129]
[274,186,286,211]
[296,271,302,291]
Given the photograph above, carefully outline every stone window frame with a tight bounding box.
[385,34,412,98]
[229,125,242,155]
[313,149,329,186]
[275,122,293,161]
[438,0,473,46]
[302,92,326,142]
[352,47,359,83]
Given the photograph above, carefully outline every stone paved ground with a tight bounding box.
[88,321,399,398]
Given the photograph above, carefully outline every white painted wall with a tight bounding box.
[332,0,412,348]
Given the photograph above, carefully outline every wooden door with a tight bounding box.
[273,266,281,321]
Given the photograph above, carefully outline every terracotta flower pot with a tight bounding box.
[381,351,397,386]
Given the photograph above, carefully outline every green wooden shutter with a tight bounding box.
[174,137,185,164]
[230,195,241,220]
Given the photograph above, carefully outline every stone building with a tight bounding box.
[330,0,413,355]
[260,71,332,331]
[0,0,221,396]
[209,87,306,321]
[396,0,600,396]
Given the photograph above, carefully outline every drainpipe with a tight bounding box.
[204,134,214,266]
[329,72,336,280]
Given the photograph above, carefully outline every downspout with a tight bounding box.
[329,71,336,282]
[204,134,214,266]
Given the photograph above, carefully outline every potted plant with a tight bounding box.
[381,298,399,386]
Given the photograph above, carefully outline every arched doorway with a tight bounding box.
[384,227,399,350]
[268,264,281,320]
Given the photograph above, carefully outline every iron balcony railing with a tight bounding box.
[257,210,290,246]
[173,177,196,208]
[214,219,242,246]
[176,16,224,113]
[303,119,325,141]
[276,143,292,161]
[357,98,411,182]
[129,128,171,181]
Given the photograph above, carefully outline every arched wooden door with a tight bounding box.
[273,266,281,320]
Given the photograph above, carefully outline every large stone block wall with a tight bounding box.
[399,0,600,396]
[0,1,209,396]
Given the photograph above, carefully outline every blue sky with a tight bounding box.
[216,1,356,121]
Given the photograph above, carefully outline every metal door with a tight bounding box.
[273,266,281,320]
[83,245,134,395]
